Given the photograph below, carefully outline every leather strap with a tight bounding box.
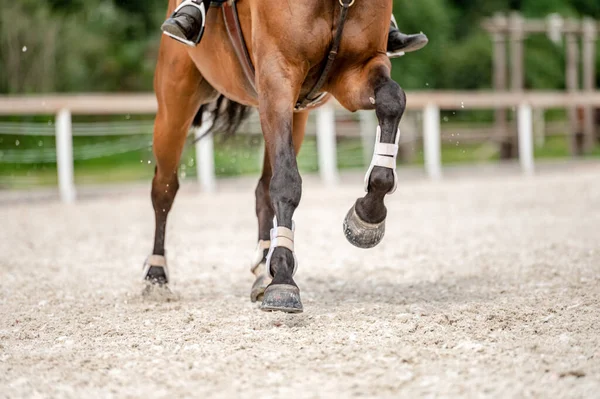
[221,0,354,110]
[142,254,169,282]
[375,142,399,156]
[364,125,401,194]
[222,1,257,94]
[296,0,355,110]
[146,254,167,268]
[265,218,298,279]
[271,227,295,252]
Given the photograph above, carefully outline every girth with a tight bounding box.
[216,0,355,111]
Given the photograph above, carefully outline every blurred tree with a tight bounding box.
[0,1,58,93]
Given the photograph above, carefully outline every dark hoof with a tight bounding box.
[250,272,272,303]
[142,281,174,300]
[260,284,303,313]
[144,266,169,285]
[343,204,385,249]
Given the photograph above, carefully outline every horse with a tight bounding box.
[143,0,407,313]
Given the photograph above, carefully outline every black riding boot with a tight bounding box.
[386,16,428,58]
[161,0,211,47]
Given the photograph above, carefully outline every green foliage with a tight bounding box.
[391,0,600,90]
[0,0,163,93]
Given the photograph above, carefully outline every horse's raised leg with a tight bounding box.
[250,111,308,303]
[143,38,216,288]
[332,56,406,248]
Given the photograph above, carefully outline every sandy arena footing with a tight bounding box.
[1,164,599,398]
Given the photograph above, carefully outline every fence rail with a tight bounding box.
[1,91,599,203]
[3,91,600,114]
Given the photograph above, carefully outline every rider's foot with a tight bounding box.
[161,0,206,47]
[386,21,428,59]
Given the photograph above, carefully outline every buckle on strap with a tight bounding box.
[364,125,401,194]
[265,217,298,279]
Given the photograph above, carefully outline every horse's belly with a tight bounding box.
[188,9,258,107]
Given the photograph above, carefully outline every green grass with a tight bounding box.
[1,132,599,189]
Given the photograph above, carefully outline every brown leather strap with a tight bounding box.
[222,1,256,94]
[222,0,354,108]
[296,0,355,110]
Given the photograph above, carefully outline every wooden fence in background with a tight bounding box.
[1,91,599,203]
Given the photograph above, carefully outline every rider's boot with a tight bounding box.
[161,2,429,57]
[386,15,428,58]
[161,0,211,47]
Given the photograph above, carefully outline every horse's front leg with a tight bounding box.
[254,61,306,313]
[332,56,406,248]
[250,111,308,303]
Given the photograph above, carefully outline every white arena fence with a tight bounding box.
[1,91,600,203]
[0,125,153,164]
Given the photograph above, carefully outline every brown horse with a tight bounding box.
[143,0,407,313]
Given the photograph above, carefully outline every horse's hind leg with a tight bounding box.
[143,39,216,288]
[331,56,406,248]
[250,111,308,303]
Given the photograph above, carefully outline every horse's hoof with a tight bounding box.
[142,281,173,299]
[343,203,385,249]
[250,272,272,303]
[260,284,303,313]
[144,266,168,285]
[142,255,169,285]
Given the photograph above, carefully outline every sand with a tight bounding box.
[1,163,599,398]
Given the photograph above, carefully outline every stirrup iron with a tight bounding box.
[161,0,206,47]
[265,217,298,279]
[387,14,405,58]
[364,125,400,194]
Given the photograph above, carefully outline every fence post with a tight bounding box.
[565,31,581,156]
[194,113,216,193]
[518,103,535,175]
[491,13,510,159]
[316,104,339,185]
[55,108,76,203]
[423,104,442,180]
[533,108,546,147]
[582,17,597,151]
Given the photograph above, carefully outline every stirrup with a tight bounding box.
[161,0,206,47]
[142,254,170,283]
[265,217,298,279]
[364,125,400,194]
[386,14,405,58]
[386,50,406,59]
[390,14,399,30]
